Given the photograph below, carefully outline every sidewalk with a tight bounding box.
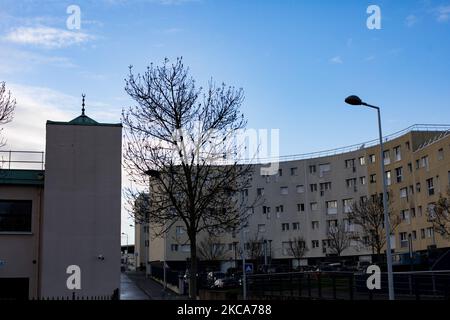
[120,272,151,300]
[125,271,188,300]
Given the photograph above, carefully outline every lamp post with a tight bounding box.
[345,95,395,300]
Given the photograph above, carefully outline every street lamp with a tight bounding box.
[345,95,395,300]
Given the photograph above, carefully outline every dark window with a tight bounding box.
[0,200,32,232]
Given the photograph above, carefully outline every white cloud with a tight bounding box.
[3,26,94,49]
[405,14,418,27]
[329,56,343,64]
[435,6,450,22]
[1,84,76,150]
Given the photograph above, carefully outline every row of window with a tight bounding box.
[399,228,434,247]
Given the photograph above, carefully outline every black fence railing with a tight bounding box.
[246,271,450,300]
[151,266,180,287]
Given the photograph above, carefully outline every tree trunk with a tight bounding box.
[189,233,198,300]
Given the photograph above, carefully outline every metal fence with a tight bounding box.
[0,150,45,170]
[246,271,450,300]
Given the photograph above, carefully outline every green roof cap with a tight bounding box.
[69,114,98,125]
[0,169,45,186]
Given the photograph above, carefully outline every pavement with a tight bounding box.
[120,272,151,300]
[121,271,188,300]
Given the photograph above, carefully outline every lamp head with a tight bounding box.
[345,95,363,106]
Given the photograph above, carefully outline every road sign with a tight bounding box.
[245,263,253,274]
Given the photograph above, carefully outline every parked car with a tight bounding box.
[213,276,240,289]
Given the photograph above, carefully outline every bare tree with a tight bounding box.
[245,232,264,262]
[427,189,450,239]
[326,222,351,257]
[288,236,308,266]
[348,193,400,260]
[123,58,255,299]
[197,234,226,261]
[0,81,16,147]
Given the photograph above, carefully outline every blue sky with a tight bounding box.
[1,0,450,242]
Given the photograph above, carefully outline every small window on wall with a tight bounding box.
[0,200,32,232]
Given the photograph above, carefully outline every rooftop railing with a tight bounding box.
[244,124,450,164]
[0,150,45,170]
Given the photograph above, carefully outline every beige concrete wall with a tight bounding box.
[40,123,122,298]
[0,185,43,298]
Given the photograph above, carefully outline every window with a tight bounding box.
[427,178,435,196]
[394,146,401,161]
[420,229,426,239]
[292,222,300,230]
[369,154,376,163]
[282,242,291,256]
[343,199,353,213]
[385,171,392,186]
[310,184,317,192]
[275,205,284,213]
[345,159,355,169]
[426,227,434,238]
[241,189,249,197]
[310,202,318,211]
[438,148,444,161]
[181,244,191,253]
[297,203,305,212]
[262,206,271,214]
[415,159,420,170]
[360,176,367,185]
[309,165,316,174]
[176,226,185,235]
[370,174,377,183]
[319,163,331,177]
[171,244,179,252]
[290,167,298,176]
[395,167,403,183]
[401,210,410,224]
[278,168,283,177]
[257,188,264,196]
[312,240,320,248]
[400,188,408,199]
[406,141,410,150]
[416,182,421,193]
[258,224,266,233]
[400,232,408,248]
[228,243,234,251]
[418,205,423,216]
[296,185,305,193]
[410,207,416,218]
[311,221,319,229]
[326,200,338,215]
[320,182,332,192]
[383,150,391,165]
[412,231,417,240]
[144,240,149,247]
[408,162,413,173]
[280,187,289,195]
[359,156,366,166]
[409,185,415,195]
[344,218,355,232]
[327,220,338,230]
[282,223,290,231]
[421,156,429,170]
[346,178,357,189]
[0,200,32,232]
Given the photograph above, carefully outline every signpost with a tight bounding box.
[245,263,254,274]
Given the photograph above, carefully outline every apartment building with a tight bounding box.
[0,109,122,299]
[136,125,450,273]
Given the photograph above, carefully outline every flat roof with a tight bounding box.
[0,169,45,186]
